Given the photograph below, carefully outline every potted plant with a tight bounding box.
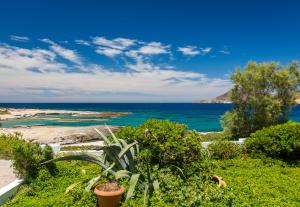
[94,181,125,207]
[43,126,141,207]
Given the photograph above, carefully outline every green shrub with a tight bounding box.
[0,134,14,159]
[198,132,228,142]
[245,122,300,160]
[208,141,245,159]
[7,134,56,181]
[122,166,234,207]
[115,119,203,168]
[3,161,98,207]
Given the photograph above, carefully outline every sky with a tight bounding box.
[0,0,300,102]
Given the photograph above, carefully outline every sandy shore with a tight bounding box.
[0,108,130,121]
[0,125,121,144]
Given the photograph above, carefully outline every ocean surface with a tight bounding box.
[1,103,300,132]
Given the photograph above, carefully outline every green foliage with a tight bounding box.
[5,156,300,206]
[3,161,98,207]
[45,126,142,201]
[123,165,234,207]
[221,61,300,138]
[208,141,245,159]
[0,133,14,159]
[0,133,55,180]
[198,132,228,142]
[9,135,56,181]
[246,122,300,160]
[115,119,203,168]
[61,145,100,151]
[215,158,300,206]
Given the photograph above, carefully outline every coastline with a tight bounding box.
[0,108,130,144]
[0,125,121,144]
[0,108,131,121]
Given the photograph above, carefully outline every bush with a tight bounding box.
[3,161,98,207]
[115,119,203,168]
[245,122,300,160]
[5,134,57,181]
[208,141,245,159]
[123,166,234,207]
[198,132,228,142]
[0,134,15,159]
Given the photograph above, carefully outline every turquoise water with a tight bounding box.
[1,103,300,132]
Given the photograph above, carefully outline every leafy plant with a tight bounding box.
[44,126,157,202]
[5,133,56,181]
[221,61,300,138]
[115,119,203,168]
[208,141,245,159]
[245,122,300,160]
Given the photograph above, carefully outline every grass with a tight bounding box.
[215,158,300,207]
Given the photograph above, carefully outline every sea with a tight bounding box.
[1,103,300,132]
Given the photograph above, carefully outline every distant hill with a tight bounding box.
[194,91,300,104]
[193,92,231,103]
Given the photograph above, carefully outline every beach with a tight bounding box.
[0,125,120,144]
[0,108,129,144]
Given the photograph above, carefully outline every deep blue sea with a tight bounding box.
[1,103,300,132]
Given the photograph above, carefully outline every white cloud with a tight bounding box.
[92,36,136,50]
[96,47,123,58]
[178,46,200,56]
[138,42,170,55]
[0,41,231,102]
[200,47,212,54]
[75,39,90,46]
[0,43,64,73]
[40,38,83,65]
[10,35,30,42]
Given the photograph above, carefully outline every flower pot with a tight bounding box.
[94,183,125,207]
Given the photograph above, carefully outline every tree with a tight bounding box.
[221,61,300,138]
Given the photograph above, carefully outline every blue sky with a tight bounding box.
[0,0,300,102]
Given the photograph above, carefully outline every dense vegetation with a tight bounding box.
[221,61,300,138]
[2,120,300,206]
[246,122,300,160]
[0,133,56,181]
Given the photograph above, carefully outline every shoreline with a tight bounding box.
[0,108,131,121]
[0,125,121,144]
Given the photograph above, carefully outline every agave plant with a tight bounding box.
[43,126,142,200]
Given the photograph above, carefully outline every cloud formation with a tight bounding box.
[0,36,231,102]
[178,46,200,56]
[40,38,83,66]
[10,35,30,42]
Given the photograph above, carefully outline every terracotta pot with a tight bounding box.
[94,185,125,207]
